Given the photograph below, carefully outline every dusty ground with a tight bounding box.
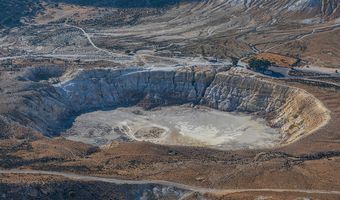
[199,191,340,200]
[64,105,279,149]
[0,1,339,199]
[1,1,339,67]
[0,76,339,199]
[264,28,340,69]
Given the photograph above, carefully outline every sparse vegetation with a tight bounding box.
[0,1,339,198]
[231,57,239,66]
[0,0,42,27]
[255,53,300,68]
[248,58,272,72]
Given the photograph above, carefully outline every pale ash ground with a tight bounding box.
[63,105,280,150]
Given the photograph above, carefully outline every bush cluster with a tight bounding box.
[248,58,272,72]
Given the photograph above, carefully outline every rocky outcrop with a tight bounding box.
[202,70,330,143]
[321,0,339,18]
[0,181,186,200]
[272,88,330,143]
[0,66,330,145]
[56,66,217,112]
[202,72,290,113]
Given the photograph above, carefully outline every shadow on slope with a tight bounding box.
[0,0,42,28]
[50,0,199,8]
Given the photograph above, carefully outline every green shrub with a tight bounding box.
[248,58,271,72]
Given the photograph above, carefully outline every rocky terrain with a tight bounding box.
[0,0,339,65]
[0,0,42,28]
[0,66,329,146]
[0,0,340,200]
[0,172,187,199]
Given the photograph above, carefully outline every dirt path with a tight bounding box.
[264,23,340,52]
[1,169,340,196]
[64,23,116,55]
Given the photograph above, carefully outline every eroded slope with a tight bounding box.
[0,66,330,146]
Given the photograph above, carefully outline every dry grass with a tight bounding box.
[255,53,299,68]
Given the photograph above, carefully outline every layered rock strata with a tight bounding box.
[0,66,330,145]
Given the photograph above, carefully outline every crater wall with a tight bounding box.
[202,71,330,143]
[0,67,330,145]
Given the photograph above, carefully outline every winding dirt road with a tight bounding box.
[64,23,115,55]
[1,169,340,197]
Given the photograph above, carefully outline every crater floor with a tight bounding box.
[63,105,280,150]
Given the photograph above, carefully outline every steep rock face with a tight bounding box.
[202,72,290,113]
[56,66,217,112]
[321,0,339,17]
[0,66,330,145]
[55,67,329,144]
[202,70,330,143]
[0,82,71,135]
[273,89,330,143]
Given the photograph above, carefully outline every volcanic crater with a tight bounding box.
[1,65,330,150]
